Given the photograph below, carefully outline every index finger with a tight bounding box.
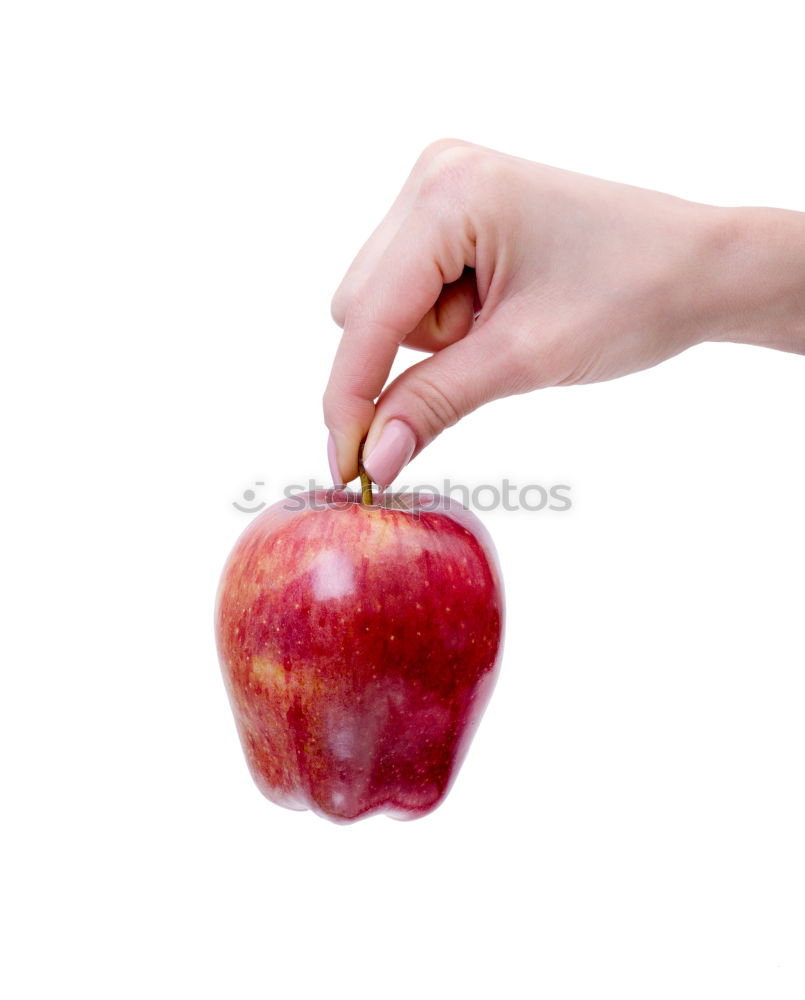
[323,202,472,482]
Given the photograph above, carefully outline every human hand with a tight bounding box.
[324,139,805,487]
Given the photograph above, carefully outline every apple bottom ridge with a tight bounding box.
[236,666,499,824]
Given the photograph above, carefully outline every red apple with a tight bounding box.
[215,488,504,823]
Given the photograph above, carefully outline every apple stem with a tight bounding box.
[358,441,374,506]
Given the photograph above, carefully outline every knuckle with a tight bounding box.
[330,296,345,327]
[412,372,462,436]
[415,137,470,170]
[322,383,338,423]
[332,278,369,329]
[342,292,368,325]
[330,285,348,326]
[323,374,375,431]
[323,380,352,420]
[416,143,486,205]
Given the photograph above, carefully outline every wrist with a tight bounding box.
[702,204,805,353]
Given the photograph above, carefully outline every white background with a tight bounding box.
[2,1,803,997]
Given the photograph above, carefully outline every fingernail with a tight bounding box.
[327,433,342,486]
[363,420,416,488]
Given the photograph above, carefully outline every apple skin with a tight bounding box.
[215,489,504,823]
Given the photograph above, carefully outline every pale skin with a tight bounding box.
[324,139,805,488]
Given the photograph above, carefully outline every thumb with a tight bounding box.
[362,319,522,488]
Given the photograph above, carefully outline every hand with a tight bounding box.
[324,139,805,487]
